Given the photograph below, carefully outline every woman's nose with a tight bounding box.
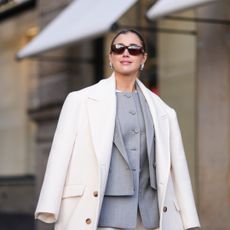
[122,48,130,56]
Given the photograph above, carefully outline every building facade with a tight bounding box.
[0,0,38,229]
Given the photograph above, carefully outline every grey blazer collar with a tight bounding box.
[113,117,130,166]
[136,83,155,161]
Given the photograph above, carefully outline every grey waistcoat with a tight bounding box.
[98,84,159,229]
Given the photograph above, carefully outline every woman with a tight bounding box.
[35,29,200,230]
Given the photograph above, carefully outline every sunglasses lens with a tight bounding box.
[111,44,125,54]
[128,46,143,55]
[111,44,144,56]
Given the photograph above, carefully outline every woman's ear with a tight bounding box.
[143,52,148,64]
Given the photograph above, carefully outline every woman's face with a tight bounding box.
[109,32,147,77]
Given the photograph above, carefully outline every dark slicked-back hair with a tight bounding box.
[110,28,147,53]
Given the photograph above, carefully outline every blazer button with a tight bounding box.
[85,218,92,224]
[163,206,167,212]
[93,191,98,197]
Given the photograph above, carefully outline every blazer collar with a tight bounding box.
[88,73,167,117]
[136,84,154,159]
[136,78,170,187]
[136,78,167,119]
[88,72,116,102]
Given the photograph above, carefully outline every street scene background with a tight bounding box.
[0,0,230,229]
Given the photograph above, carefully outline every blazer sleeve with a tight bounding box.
[169,109,201,229]
[35,92,80,223]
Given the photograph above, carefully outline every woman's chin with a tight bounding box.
[115,68,138,76]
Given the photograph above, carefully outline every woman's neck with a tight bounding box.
[115,73,138,92]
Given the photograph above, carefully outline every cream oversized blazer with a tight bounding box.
[35,73,200,230]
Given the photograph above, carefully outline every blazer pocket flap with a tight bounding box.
[62,184,85,198]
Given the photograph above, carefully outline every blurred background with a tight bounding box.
[0,0,230,229]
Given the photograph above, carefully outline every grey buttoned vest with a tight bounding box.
[98,84,159,229]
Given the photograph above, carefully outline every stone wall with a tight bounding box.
[157,10,197,191]
[197,1,230,229]
[0,3,38,229]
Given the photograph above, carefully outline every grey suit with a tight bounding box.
[98,84,159,229]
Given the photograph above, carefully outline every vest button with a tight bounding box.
[93,191,98,197]
[134,128,139,134]
[85,218,92,224]
[163,206,167,212]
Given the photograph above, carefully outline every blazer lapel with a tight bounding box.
[136,79,170,192]
[136,84,154,161]
[87,74,116,167]
[137,83,158,189]
[113,117,130,166]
